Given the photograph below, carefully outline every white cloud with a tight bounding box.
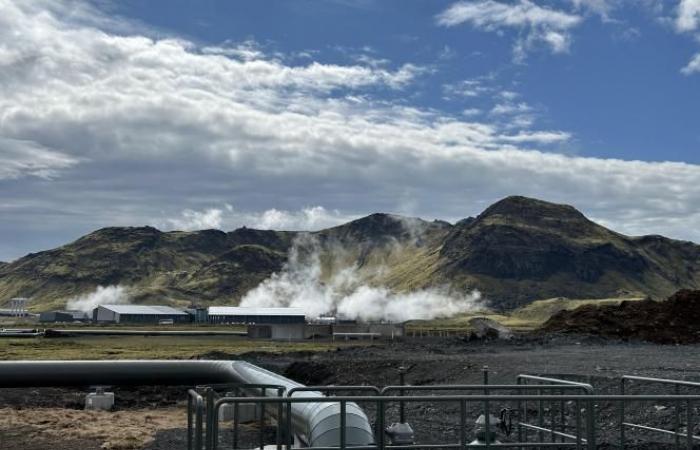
[201,39,266,61]
[0,138,79,180]
[500,130,572,144]
[491,102,533,115]
[159,206,353,232]
[1,0,700,263]
[676,0,700,32]
[165,207,227,231]
[436,0,582,60]
[568,0,619,20]
[681,52,700,74]
[443,79,491,98]
[672,0,700,74]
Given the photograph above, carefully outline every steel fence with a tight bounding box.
[620,375,700,449]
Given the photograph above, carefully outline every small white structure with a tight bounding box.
[9,298,28,317]
[85,388,114,411]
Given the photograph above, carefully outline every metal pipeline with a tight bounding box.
[0,360,375,447]
[229,361,375,447]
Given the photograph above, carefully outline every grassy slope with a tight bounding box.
[406,295,646,333]
[0,335,361,360]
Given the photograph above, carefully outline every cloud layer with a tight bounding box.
[436,0,582,61]
[1,0,700,261]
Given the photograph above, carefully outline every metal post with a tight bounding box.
[378,397,385,450]
[620,378,625,449]
[233,387,240,450]
[340,400,347,450]
[286,401,293,450]
[560,388,566,443]
[277,387,284,450]
[484,365,490,448]
[586,399,595,450]
[195,397,204,450]
[460,399,467,448]
[485,395,491,449]
[676,384,681,450]
[517,378,524,449]
[212,402,220,450]
[206,388,215,450]
[538,387,544,447]
[188,394,193,450]
[687,399,693,450]
[575,399,581,450]
[399,366,407,424]
[260,387,266,450]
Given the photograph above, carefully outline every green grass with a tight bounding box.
[0,335,360,360]
[406,296,646,333]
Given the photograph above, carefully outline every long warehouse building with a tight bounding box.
[207,307,305,324]
[94,305,190,324]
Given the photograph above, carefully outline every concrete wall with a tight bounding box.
[247,325,272,339]
[368,323,405,338]
[94,306,118,323]
[304,324,332,339]
[333,323,404,337]
[270,323,305,340]
[247,322,403,340]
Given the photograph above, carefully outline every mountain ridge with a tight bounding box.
[1,196,698,311]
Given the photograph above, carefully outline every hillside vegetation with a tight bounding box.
[1,196,698,311]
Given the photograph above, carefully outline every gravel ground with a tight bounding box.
[2,334,700,449]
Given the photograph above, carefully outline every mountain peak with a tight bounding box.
[479,196,586,222]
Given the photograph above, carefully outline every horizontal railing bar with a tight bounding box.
[381,384,591,394]
[517,375,594,393]
[519,422,587,442]
[304,444,581,450]
[289,385,381,396]
[195,382,286,390]
[622,375,700,388]
[622,422,700,440]
[383,444,579,449]
[212,394,700,403]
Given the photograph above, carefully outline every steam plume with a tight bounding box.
[240,234,482,321]
[66,285,130,312]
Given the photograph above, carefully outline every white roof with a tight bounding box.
[208,306,305,317]
[99,305,188,315]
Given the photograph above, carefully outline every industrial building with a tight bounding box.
[206,307,305,324]
[93,305,190,324]
[39,310,90,323]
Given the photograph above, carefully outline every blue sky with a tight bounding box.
[115,0,700,163]
[1,0,700,261]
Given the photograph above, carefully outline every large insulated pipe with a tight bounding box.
[229,361,375,447]
[0,360,375,447]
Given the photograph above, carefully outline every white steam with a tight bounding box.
[66,285,130,312]
[240,235,482,322]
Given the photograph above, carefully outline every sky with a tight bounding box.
[1,0,700,262]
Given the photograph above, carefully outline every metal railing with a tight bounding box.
[205,393,700,449]
[187,389,205,450]
[515,374,595,449]
[189,383,286,450]
[620,375,700,449]
[381,382,592,448]
[191,377,700,449]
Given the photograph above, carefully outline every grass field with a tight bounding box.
[405,295,645,333]
[0,335,359,360]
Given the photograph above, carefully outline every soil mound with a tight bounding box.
[540,290,700,344]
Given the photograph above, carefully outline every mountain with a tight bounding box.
[1,196,698,311]
[438,196,700,308]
